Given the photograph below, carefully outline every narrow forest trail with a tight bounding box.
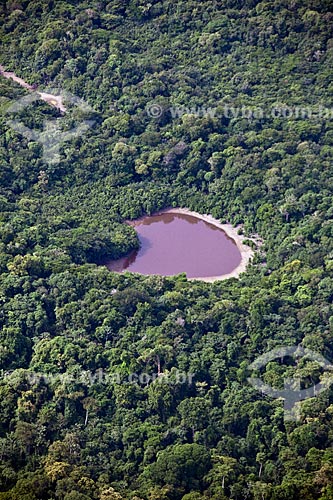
[0,64,66,112]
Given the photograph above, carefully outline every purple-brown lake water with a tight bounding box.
[105,212,242,279]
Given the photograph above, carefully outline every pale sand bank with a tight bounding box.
[162,208,259,282]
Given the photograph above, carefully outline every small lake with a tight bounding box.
[105,212,242,279]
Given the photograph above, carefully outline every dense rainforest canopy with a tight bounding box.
[1,0,333,499]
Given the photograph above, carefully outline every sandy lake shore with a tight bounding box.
[162,208,259,282]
